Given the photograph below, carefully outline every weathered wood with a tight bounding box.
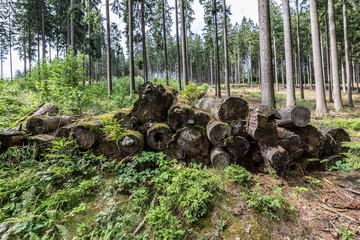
[131,82,174,125]
[246,105,281,145]
[27,134,56,154]
[26,116,75,135]
[91,140,123,160]
[194,109,211,128]
[113,107,136,130]
[56,123,76,138]
[226,136,250,159]
[278,128,304,161]
[146,123,172,150]
[319,126,351,154]
[277,106,311,128]
[211,147,231,169]
[260,145,290,169]
[290,125,326,158]
[165,141,185,161]
[176,126,209,157]
[206,121,232,147]
[71,120,103,149]
[118,131,144,155]
[197,97,249,124]
[0,131,28,152]
[167,103,195,131]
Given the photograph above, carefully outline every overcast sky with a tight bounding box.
[2,0,265,78]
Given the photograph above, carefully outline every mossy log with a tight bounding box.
[0,131,28,152]
[167,103,195,131]
[194,109,211,128]
[165,141,186,161]
[211,147,231,169]
[27,135,56,154]
[226,136,250,159]
[26,116,75,135]
[206,121,232,147]
[146,123,172,150]
[176,126,209,157]
[33,103,60,117]
[131,82,174,125]
[289,125,326,158]
[276,106,311,128]
[56,123,76,138]
[319,126,351,155]
[197,97,249,124]
[246,105,281,145]
[91,140,123,160]
[113,107,136,130]
[260,145,290,169]
[118,131,144,155]
[71,120,103,149]
[278,128,304,161]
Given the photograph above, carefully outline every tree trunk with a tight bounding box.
[341,57,346,93]
[71,121,103,149]
[41,0,46,59]
[26,116,75,135]
[214,0,221,97]
[223,0,230,97]
[324,6,333,103]
[88,0,92,82]
[259,0,275,107]
[176,126,209,157]
[319,125,351,155]
[141,0,148,82]
[260,145,290,169]
[175,0,181,90]
[281,54,285,88]
[180,0,188,87]
[207,121,232,147]
[328,0,343,110]
[162,0,169,85]
[277,128,304,161]
[106,0,112,96]
[0,131,28,152]
[147,123,172,150]
[283,0,296,107]
[296,0,304,100]
[129,0,135,93]
[274,34,279,91]
[70,0,76,54]
[226,136,250,159]
[277,106,311,128]
[211,147,231,169]
[113,107,136,130]
[343,0,353,107]
[167,103,195,131]
[310,0,328,116]
[309,52,313,90]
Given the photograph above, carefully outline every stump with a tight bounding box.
[131,82,174,124]
[197,97,249,124]
[246,105,281,145]
[290,125,326,158]
[147,123,172,150]
[211,147,231,169]
[260,145,290,169]
[277,106,311,128]
[167,103,195,131]
[319,126,351,154]
[0,131,28,151]
[71,120,103,149]
[226,136,250,159]
[113,107,136,130]
[206,121,232,147]
[176,126,209,156]
[26,116,75,135]
[118,131,144,155]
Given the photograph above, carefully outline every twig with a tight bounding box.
[319,204,360,225]
[132,197,157,236]
[336,183,360,196]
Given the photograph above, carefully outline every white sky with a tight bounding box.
[1,0,266,78]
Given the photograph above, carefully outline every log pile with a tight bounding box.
[0,82,352,173]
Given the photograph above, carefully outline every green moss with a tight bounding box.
[75,121,99,132]
[194,125,206,132]
[120,130,144,143]
[224,136,234,145]
[91,113,115,122]
[150,123,171,132]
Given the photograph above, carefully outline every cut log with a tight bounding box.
[71,120,103,149]
[113,107,136,130]
[0,131,28,151]
[56,123,76,138]
[194,109,211,128]
[27,135,56,154]
[246,105,281,145]
[319,126,351,154]
[276,106,311,128]
[167,103,195,131]
[211,147,231,169]
[165,141,186,161]
[146,123,172,150]
[118,131,144,155]
[231,120,248,138]
[226,136,250,159]
[26,116,75,135]
[277,128,304,161]
[131,82,174,125]
[206,121,232,147]
[91,140,123,160]
[321,133,337,156]
[197,97,249,124]
[260,145,290,169]
[290,125,326,158]
[176,126,209,156]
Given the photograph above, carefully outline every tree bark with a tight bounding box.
[324,6,333,103]
[175,0,181,90]
[180,0,188,87]
[214,0,221,97]
[260,144,290,169]
[26,116,75,135]
[176,126,209,157]
[167,103,195,131]
[277,128,304,161]
[207,121,232,147]
[211,147,231,169]
[310,0,328,116]
[141,0,148,82]
[71,120,103,149]
[162,0,169,85]
[106,0,112,96]
[118,131,144,155]
[129,0,135,93]
[276,106,311,128]
[226,136,250,159]
[343,0,353,107]
[283,0,296,107]
[147,123,172,150]
[113,107,136,130]
[319,126,351,155]
[296,0,304,100]
[0,131,28,151]
[223,0,230,97]
[41,0,46,59]
[273,34,279,91]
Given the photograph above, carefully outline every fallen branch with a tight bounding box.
[132,196,157,236]
[336,183,360,196]
[319,204,360,225]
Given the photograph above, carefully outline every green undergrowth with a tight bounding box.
[321,118,360,136]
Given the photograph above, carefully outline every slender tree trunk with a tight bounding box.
[296,0,304,100]
[129,0,135,93]
[88,0,92,82]
[324,5,333,103]
[24,41,27,75]
[281,54,285,89]
[9,12,13,81]
[214,0,221,97]
[41,0,46,59]
[343,0,353,106]
[310,0,328,116]
[106,0,112,96]
[273,34,278,91]
[0,46,3,79]
[341,57,346,93]
[28,20,32,73]
[180,0,188,87]
[70,0,76,54]
[259,0,275,107]
[162,0,169,85]
[309,52,313,90]
[141,0,148,82]
[210,52,214,87]
[320,30,326,95]
[283,0,295,107]
[67,6,70,50]
[175,0,181,89]
[223,0,230,97]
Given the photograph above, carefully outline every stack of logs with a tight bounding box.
[0,82,351,171]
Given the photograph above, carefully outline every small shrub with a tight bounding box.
[180,82,207,105]
[224,164,251,186]
[341,141,360,169]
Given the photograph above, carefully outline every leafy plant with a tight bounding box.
[328,160,352,173]
[224,164,251,186]
[339,227,355,240]
[180,82,207,105]
[341,142,360,169]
